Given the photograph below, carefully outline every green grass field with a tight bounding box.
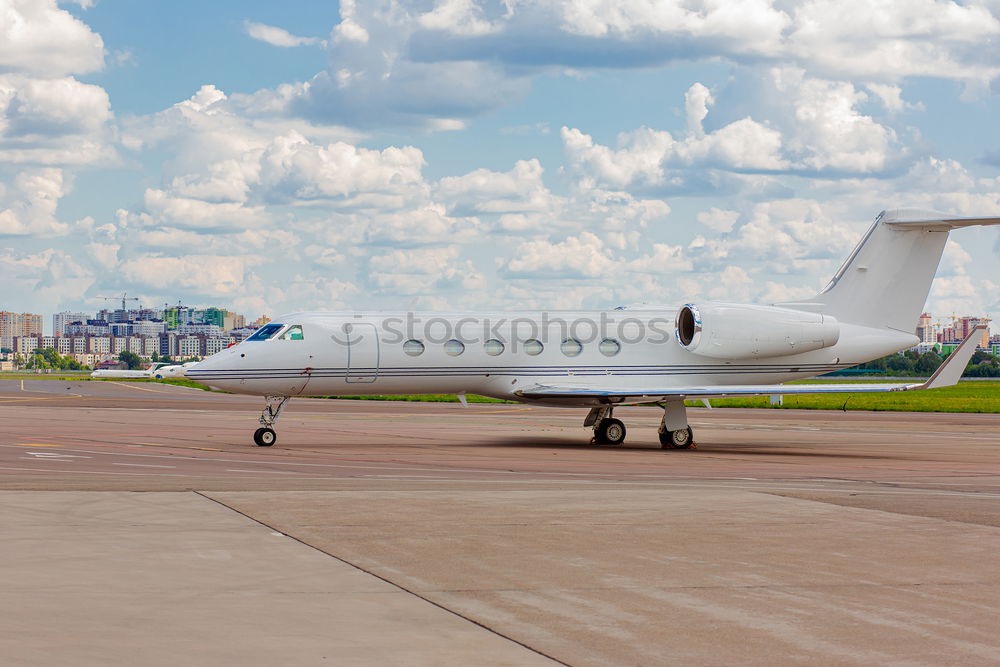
[4,373,1000,412]
[685,379,1000,413]
[325,381,1000,413]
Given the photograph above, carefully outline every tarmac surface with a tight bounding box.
[2,378,1000,665]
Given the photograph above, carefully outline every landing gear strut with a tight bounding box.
[658,400,695,449]
[254,395,289,447]
[585,406,627,445]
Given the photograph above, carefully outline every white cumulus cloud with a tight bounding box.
[244,21,320,48]
[0,168,70,236]
[502,232,617,279]
[0,74,116,164]
[0,0,104,76]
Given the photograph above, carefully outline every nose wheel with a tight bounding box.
[253,427,277,447]
[254,395,289,447]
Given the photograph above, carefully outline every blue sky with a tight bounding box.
[2,0,999,331]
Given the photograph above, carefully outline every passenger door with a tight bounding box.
[345,323,379,383]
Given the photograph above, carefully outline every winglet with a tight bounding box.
[914,324,986,390]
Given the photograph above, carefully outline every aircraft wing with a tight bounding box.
[517,325,984,402]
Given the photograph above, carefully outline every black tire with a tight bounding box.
[659,427,693,449]
[253,427,277,447]
[595,418,627,445]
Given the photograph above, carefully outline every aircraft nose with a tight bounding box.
[184,352,232,386]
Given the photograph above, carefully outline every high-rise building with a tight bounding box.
[200,307,227,328]
[132,320,166,337]
[916,313,935,342]
[0,312,16,351]
[53,311,91,336]
[164,305,197,330]
[954,315,992,347]
[177,323,224,337]
[224,311,245,331]
[0,311,42,350]
[65,320,111,337]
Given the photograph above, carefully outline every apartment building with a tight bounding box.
[1,311,43,350]
[52,311,90,336]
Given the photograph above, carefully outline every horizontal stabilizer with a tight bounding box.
[516,325,986,403]
[881,209,1000,229]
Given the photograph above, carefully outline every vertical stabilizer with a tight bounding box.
[782,209,1000,332]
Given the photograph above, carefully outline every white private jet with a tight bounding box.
[152,361,200,379]
[187,209,999,448]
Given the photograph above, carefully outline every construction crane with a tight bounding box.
[99,292,140,311]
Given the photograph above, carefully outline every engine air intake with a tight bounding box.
[675,305,700,347]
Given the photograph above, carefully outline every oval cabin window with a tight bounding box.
[599,338,621,356]
[523,339,543,356]
[560,338,583,357]
[484,339,505,356]
[403,339,425,356]
[444,339,465,356]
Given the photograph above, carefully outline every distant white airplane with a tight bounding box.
[187,209,999,448]
[91,363,165,379]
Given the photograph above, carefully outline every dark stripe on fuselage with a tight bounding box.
[187,364,852,381]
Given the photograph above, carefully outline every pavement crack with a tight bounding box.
[193,490,567,666]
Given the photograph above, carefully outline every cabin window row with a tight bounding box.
[402,337,622,358]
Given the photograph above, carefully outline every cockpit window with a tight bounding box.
[279,325,304,341]
[247,323,283,341]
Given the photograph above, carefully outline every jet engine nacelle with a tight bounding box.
[675,302,840,360]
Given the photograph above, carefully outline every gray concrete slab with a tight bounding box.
[0,491,554,667]
[209,488,1000,667]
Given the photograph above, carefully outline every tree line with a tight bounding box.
[853,348,1000,377]
[6,348,196,371]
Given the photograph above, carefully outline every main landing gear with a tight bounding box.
[253,395,289,447]
[584,401,695,449]
[657,400,695,449]
[585,406,627,445]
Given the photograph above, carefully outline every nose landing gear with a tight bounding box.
[254,395,289,447]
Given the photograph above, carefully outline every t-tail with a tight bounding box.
[781,209,1000,332]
